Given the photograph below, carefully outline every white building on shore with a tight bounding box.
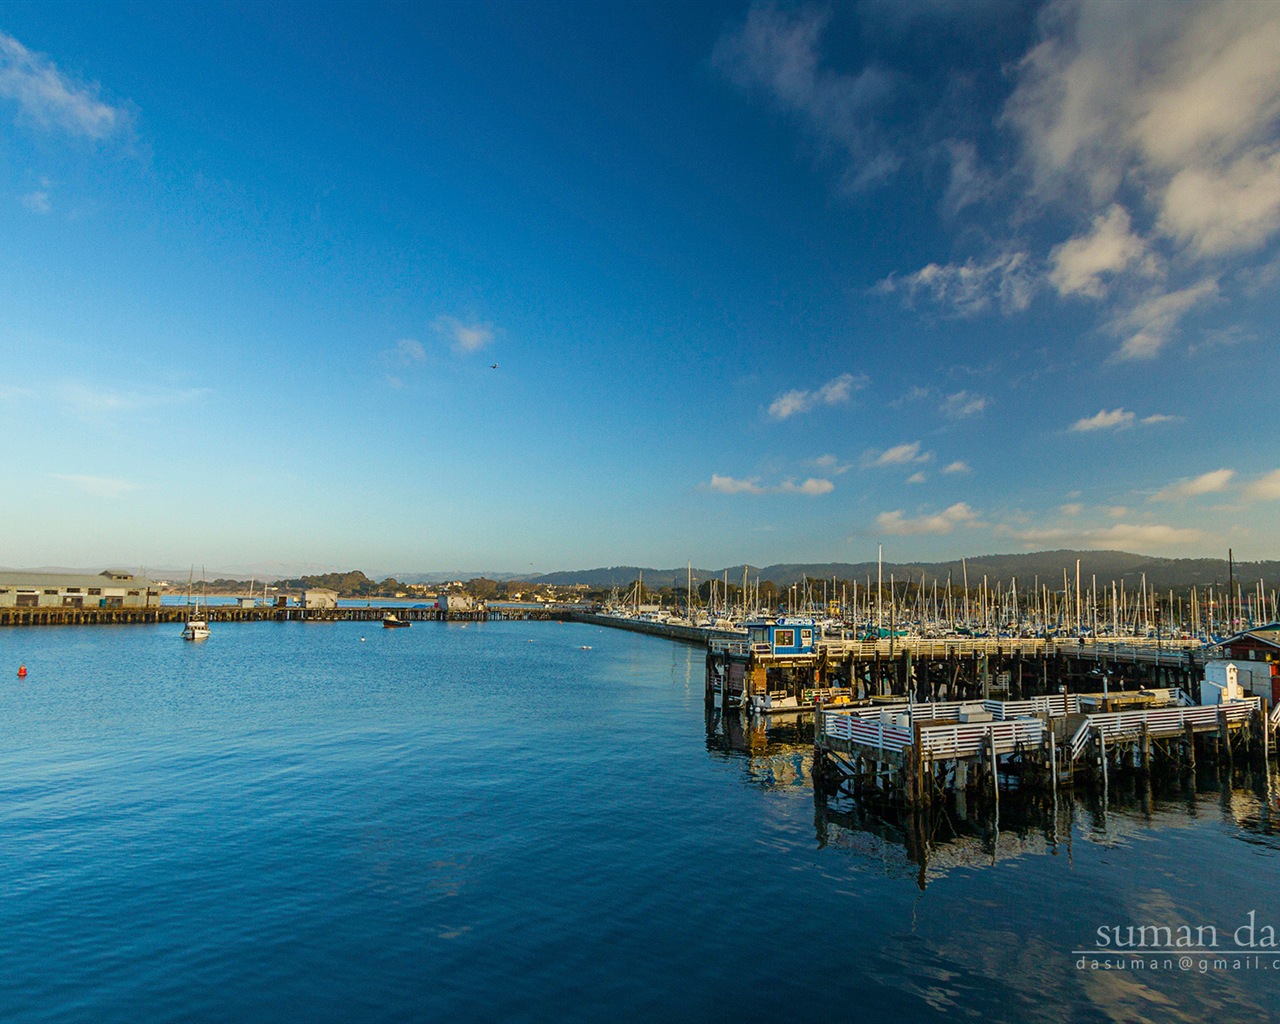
[0,569,162,609]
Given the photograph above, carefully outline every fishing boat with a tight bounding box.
[382,613,411,629]
[181,568,210,641]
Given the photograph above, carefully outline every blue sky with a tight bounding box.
[1,0,1278,575]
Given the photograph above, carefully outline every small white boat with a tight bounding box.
[181,568,210,641]
[382,613,411,629]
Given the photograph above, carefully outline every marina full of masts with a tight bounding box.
[602,558,1279,644]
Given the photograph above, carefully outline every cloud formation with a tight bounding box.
[706,472,833,496]
[707,473,764,495]
[1108,278,1219,361]
[876,251,1035,316]
[768,372,867,419]
[876,502,978,536]
[0,32,128,139]
[874,1,1280,358]
[434,316,495,353]
[810,454,853,475]
[941,390,988,418]
[1070,408,1134,432]
[1245,468,1280,500]
[1150,468,1235,502]
[1048,204,1152,298]
[713,5,900,193]
[861,441,930,468]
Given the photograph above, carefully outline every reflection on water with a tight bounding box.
[707,703,1280,1020]
[3,621,1278,1023]
[708,705,1280,888]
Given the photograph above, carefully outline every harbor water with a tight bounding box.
[1,619,1278,1022]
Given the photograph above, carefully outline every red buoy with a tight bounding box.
[17,664,27,678]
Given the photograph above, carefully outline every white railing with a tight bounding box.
[819,713,912,753]
[1069,720,1093,761]
[819,707,1044,759]
[707,639,750,655]
[919,717,1043,759]
[989,694,1082,719]
[831,695,1081,725]
[1271,701,1280,731]
[1068,698,1260,762]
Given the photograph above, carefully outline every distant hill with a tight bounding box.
[388,571,528,584]
[530,551,1280,592]
[9,550,1275,593]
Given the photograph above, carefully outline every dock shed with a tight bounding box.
[745,617,817,656]
[302,589,339,610]
[0,569,161,609]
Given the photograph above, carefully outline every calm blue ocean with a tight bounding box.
[1,620,1277,1023]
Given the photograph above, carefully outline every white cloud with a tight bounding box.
[1140,413,1178,425]
[0,32,127,139]
[50,473,140,499]
[942,460,971,475]
[767,372,867,419]
[434,316,495,353]
[1003,1,1280,223]
[1060,503,1083,516]
[1159,149,1280,257]
[1048,204,1152,298]
[1070,408,1133,432]
[1244,468,1280,500]
[706,473,833,496]
[776,477,835,495]
[876,502,977,536]
[1107,277,1219,361]
[941,390,988,418]
[861,441,931,468]
[707,473,765,495]
[906,472,927,485]
[1004,0,1280,266]
[810,453,852,475]
[941,138,996,214]
[713,5,901,193]
[877,251,1035,316]
[1150,468,1235,502]
[898,2,1277,361]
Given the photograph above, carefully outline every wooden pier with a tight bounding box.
[808,691,1276,808]
[706,634,1205,710]
[0,603,558,627]
[700,628,1280,810]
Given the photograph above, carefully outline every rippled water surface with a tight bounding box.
[2,620,1278,1022]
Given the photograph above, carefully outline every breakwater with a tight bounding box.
[563,611,744,646]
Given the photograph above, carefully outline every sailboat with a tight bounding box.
[182,568,210,641]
